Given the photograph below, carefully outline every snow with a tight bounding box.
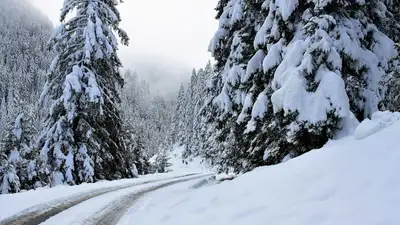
[237,93,253,123]
[263,40,284,73]
[12,113,24,140]
[276,0,299,21]
[160,145,212,174]
[243,91,269,133]
[229,0,244,26]
[251,91,269,119]
[38,175,209,225]
[117,178,212,225]
[119,116,400,225]
[65,150,74,184]
[355,111,400,140]
[243,50,265,82]
[272,61,351,124]
[0,172,197,221]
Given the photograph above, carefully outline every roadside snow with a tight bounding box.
[355,111,400,140]
[123,116,400,225]
[0,172,194,221]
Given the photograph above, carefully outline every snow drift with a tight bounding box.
[127,113,400,225]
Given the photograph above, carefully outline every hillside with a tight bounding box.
[120,112,400,225]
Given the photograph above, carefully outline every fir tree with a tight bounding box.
[206,0,265,172]
[206,0,399,172]
[155,147,172,174]
[171,84,187,145]
[38,0,131,186]
[0,113,32,193]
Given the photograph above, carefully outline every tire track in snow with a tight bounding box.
[84,174,211,225]
[0,173,197,225]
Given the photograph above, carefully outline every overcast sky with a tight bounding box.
[31,0,218,96]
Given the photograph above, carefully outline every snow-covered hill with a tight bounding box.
[124,112,400,225]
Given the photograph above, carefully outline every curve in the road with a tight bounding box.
[86,174,211,225]
[0,173,198,225]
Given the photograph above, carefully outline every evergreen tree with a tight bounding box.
[120,70,175,174]
[0,0,53,142]
[0,113,34,194]
[38,0,131,186]
[171,84,187,145]
[206,0,265,172]
[382,44,400,111]
[155,147,172,173]
[182,69,199,158]
[206,0,399,172]
[0,155,20,194]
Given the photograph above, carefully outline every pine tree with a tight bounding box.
[206,0,399,172]
[382,44,400,111]
[0,156,20,194]
[247,0,397,166]
[121,122,150,176]
[38,0,131,186]
[182,69,199,159]
[155,147,172,173]
[171,84,187,145]
[206,0,265,172]
[0,114,30,193]
[14,112,39,190]
[0,0,53,139]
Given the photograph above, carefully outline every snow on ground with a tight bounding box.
[0,172,194,221]
[169,145,212,173]
[151,145,213,173]
[39,174,209,225]
[355,111,400,140]
[122,113,400,225]
[117,178,212,225]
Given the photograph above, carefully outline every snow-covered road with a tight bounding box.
[0,173,211,225]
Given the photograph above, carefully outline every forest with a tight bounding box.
[1,0,400,195]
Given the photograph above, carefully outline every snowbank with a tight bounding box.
[355,111,400,140]
[125,117,400,225]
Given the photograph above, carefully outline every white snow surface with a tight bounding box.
[39,175,209,225]
[120,117,400,225]
[117,177,212,225]
[0,172,196,221]
[167,145,212,174]
[355,111,400,140]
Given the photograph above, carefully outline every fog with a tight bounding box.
[31,0,218,97]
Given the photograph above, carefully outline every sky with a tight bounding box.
[31,0,218,97]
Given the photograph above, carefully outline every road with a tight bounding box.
[0,174,210,225]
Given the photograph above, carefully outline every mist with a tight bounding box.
[31,0,218,98]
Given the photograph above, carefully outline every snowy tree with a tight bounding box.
[120,70,176,176]
[206,0,399,172]
[38,0,131,186]
[154,147,172,174]
[0,113,35,193]
[247,0,397,166]
[171,84,187,145]
[121,122,151,176]
[0,0,53,141]
[382,44,400,111]
[168,61,217,166]
[181,69,199,158]
[205,0,265,172]
[0,156,20,194]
